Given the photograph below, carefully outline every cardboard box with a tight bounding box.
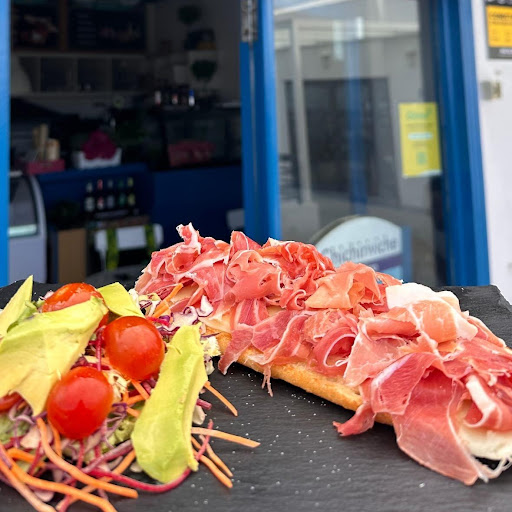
[57,229,87,283]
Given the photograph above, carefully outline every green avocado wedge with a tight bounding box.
[98,282,144,318]
[0,296,108,415]
[132,325,208,483]
[0,276,33,338]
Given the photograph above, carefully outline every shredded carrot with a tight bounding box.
[122,389,129,403]
[10,462,116,512]
[7,448,45,471]
[192,448,232,489]
[190,427,260,448]
[36,418,138,499]
[203,381,238,417]
[126,407,140,418]
[0,450,54,512]
[113,450,137,474]
[152,284,183,318]
[64,451,137,509]
[74,451,136,503]
[131,381,150,400]
[200,436,233,477]
[191,436,201,451]
[126,394,144,405]
[192,435,233,477]
[50,424,62,457]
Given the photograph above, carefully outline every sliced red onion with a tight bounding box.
[82,440,133,473]
[88,420,212,492]
[196,398,212,410]
[142,382,152,396]
[20,425,44,450]
[197,296,214,317]
[89,467,192,493]
[31,487,55,503]
[27,443,43,476]
[138,299,153,310]
[72,356,110,371]
[13,414,35,426]
[173,308,199,328]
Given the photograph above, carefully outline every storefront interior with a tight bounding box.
[10,0,449,290]
[10,0,241,285]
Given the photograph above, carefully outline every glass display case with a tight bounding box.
[9,171,47,283]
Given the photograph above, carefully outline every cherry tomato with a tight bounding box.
[41,283,109,327]
[103,316,165,381]
[0,392,21,412]
[46,367,113,440]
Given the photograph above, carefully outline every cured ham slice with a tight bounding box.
[393,370,491,485]
[305,262,395,311]
[137,224,512,485]
[218,310,297,373]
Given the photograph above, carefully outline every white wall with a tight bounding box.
[471,1,512,301]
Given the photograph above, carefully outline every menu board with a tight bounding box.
[68,1,146,52]
[12,0,59,50]
[486,0,512,59]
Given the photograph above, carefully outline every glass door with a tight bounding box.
[272,0,444,285]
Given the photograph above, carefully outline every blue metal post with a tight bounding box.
[239,41,258,238]
[253,0,281,241]
[432,0,489,285]
[0,3,9,285]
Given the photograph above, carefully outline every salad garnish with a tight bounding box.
[0,277,259,512]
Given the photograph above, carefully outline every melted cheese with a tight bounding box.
[460,424,512,460]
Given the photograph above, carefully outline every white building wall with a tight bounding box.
[471,2,512,301]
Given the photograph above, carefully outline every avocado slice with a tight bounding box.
[0,276,33,338]
[98,282,144,318]
[0,296,108,415]
[132,325,207,483]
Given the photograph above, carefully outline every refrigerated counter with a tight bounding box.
[9,171,47,283]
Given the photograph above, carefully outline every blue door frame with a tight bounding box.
[240,0,281,243]
[432,0,490,286]
[0,3,8,286]
[240,0,489,286]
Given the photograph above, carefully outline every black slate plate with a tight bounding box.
[2,283,512,512]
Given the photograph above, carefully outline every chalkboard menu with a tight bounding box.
[68,2,146,52]
[12,0,60,50]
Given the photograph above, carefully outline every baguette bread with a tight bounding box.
[136,224,512,482]
[212,329,512,463]
[212,330,393,426]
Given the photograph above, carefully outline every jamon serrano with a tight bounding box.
[135,224,512,484]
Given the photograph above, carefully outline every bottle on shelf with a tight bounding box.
[83,181,95,220]
[105,179,116,211]
[95,179,105,214]
[117,177,127,210]
[188,88,195,108]
[126,176,138,216]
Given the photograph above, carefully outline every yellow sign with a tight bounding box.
[486,5,512,49]
[399,103,441,178]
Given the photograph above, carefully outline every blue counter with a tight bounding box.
[36,162,243,248]
[151,165,243,246]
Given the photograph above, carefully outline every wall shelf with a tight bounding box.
[13,53,148,96]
